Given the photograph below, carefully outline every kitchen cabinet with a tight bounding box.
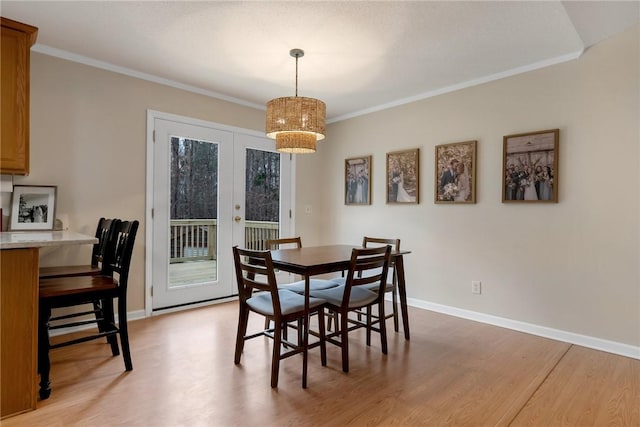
[1,17,38,175]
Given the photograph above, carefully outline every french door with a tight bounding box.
[147,112,292,311]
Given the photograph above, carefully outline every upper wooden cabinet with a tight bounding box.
[1,17,38,175]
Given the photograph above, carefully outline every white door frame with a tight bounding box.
[145,110,296,316]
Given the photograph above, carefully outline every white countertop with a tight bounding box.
[0,230,98,249]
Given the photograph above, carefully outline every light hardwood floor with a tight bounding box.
[4,302,639,426]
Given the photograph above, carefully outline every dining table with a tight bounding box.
[270,244,411,340]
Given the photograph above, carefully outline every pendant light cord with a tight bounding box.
[295,55,299,97]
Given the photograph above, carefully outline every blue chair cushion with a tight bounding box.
[310,285,377,309]
[283,279,340,294]
[247,289,326,316]
[329,276,393,292]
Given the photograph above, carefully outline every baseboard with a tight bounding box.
[403,296,640,360]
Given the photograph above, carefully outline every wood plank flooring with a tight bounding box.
[3,303,638,426]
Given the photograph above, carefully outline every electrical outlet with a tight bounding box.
[304,205,312,214]
[471,281,481,294]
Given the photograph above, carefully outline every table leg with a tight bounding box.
[395,255,410,340]
[302,275,310,388]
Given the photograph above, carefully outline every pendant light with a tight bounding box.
[266,49,326,154]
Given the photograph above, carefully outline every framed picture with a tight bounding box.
[9,185,57,231]
[435,140,477,203]
[345,156,372,205]
[386,149,419,204]
[503,129,558,203]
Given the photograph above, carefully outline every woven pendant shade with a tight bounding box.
[265,49,326,154]
[275,132,317,154]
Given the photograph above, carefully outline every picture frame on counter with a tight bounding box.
[503,129,559,203]
[9,185,57,231]
[345,155,372,205]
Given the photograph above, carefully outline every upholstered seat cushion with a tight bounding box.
[282,279,340,294]
[329,276,393,292]
[310,285,377,308]
[247,289,326,316]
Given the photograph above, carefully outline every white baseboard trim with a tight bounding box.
[405,297,640,360]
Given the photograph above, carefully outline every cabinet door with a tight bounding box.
[1,20,37,175]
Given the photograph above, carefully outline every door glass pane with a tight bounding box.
[169,137,218,288]
[244,148,280,250]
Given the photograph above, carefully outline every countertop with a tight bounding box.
[0,230,98,249]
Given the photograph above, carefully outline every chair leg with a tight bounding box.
[392,279,399,332]
[93,300,106,335]
[117,296,133,371]
[271,321,282,388]
[340,312,350,373]
[366,306,372,346]
[318,308,327,367]
[38,304,52,400]
[102,298,120,356]
[234,304,250,364]
[378,301,388,355]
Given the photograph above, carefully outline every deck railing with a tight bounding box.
[170,219,279,263]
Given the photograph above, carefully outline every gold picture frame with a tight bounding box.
[435,140,477,204]
[386,149,419,204]
[503,129,559,203]
[345,155,372,205]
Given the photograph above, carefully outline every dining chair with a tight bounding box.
[39,218,119,337]
[233,246,327,388]
[265,237,339,335]
[37,219,139,399]
[310,245,391,373]
[39,217,117,279]
[265,237,339,294]
[330,237,401,335]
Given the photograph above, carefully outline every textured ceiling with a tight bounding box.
[2,1,638,122]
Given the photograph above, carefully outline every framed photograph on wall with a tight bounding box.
[386,148,419,204]
[503,129,559,203]
[9,185,57,231]
[345,156,372,205]
[435,140,477,204]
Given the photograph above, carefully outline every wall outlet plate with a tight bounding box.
[472,281,481,294]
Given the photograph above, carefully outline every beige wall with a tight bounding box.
[13,54,265,311]
[296,25,639,346]
[12,24,638,348]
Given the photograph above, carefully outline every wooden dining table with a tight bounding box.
[270,244,411,340]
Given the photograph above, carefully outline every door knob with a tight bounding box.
[234,216,242,222]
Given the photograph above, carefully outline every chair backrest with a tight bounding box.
[232,246,283,315]
[342,246,391,306]
[362,236,400,252]
[92,218,118,267]
[265,237,302,250]
[361,237,399,279]
[102,220,139,287]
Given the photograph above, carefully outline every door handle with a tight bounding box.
[234,216,242,222]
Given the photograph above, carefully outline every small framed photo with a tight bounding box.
[9,185,57,231]
[345,156,371,205]
[503,129,558,203]
[386,149,419,204]
[435,140,477,203]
